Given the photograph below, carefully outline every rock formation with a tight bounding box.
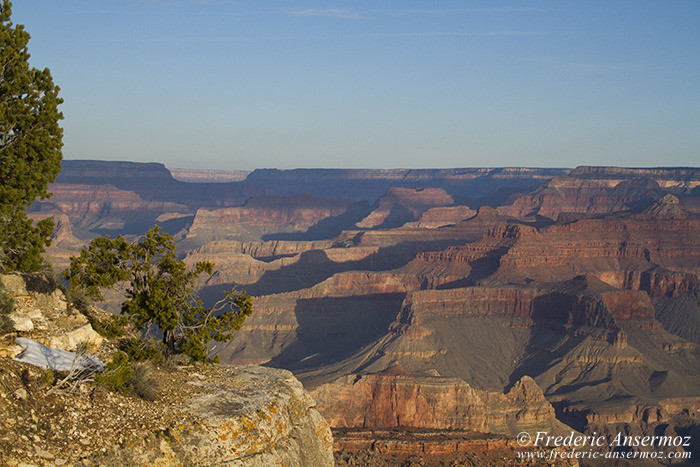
[0,274,102,354]
[570,166,700,193]
[96,366,334,466]
[169,168,251,183]
[497,166,700,220]
[498,176,663,220]
[355,187,454,229]
[408,205,477,228]
[243,167,570,201]
[0,273,334,466]
[185,194,353,244]
[55,159,268,209]
[312,366,565,436]
[31,183,190,233]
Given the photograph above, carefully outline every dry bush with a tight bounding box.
[129,362,159,401]
[48,341,101,395]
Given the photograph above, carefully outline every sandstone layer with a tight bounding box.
[355,187,454,229]
[169,168,251,183]
[311,366,563,436]
[31,183,190,233]
[185,194,353,244]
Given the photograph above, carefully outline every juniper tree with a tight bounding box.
[0,0,63,272]
[64,226,254,363]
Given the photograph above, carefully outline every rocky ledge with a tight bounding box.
[99,365,334,466]
[0,357,334,466]
[0,274,333,467]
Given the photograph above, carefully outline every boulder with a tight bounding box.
[8,313,33,332]
[98,365,334,466]
[47,323,103,351]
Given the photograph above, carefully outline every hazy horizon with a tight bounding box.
[64,158,700,172]
[13,1,700,170]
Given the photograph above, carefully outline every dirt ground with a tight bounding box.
[0,349,224,466]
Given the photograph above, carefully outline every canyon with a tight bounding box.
[33,160,700,463]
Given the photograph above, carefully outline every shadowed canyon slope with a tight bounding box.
[37,161,700,460]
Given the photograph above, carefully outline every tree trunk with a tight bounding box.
[163,329,176,355]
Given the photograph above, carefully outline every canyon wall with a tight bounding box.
[312,367,562,436]
[243,167,570,201]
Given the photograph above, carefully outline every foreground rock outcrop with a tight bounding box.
[97,365,334,467]
[0,274,103,354]
[1,358,333,467]
[0,274,334,467]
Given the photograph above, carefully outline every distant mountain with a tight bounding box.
[243,167,570,201]
[169,168,250,183]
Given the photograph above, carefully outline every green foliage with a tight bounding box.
[62,234,132,302]
[95,351,160,401]
[0,281,15,333]
[0,314,13,334]
[95,350,133,391]
[66,290,92,315]
[91,314,129,339]
[119,337,163,362]
[0,1,63,273]
[39,368,55,388]
[0,214,55,273]
[0,282,14,315]
[179,289,254,363]
[65,226,254,363]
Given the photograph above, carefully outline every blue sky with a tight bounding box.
[11,1,700,170]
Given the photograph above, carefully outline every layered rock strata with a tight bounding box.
[312,366,560,436]
[186,194,353,243]
[498,177,662,220]
[243,167,571,201]
[355,187,454,229]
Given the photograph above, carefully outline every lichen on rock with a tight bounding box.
[95,365,334,466]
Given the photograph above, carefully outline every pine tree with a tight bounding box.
[0,0,63,272]
[65,226,254,363]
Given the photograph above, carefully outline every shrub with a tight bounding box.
[0,314,14,334]
[0,284,14,334]
[39,369,55,388]
[96,350,161,401]
[66,290,92,315]
[0,283,14,315]
[129,362,159,401]
[119,337,162,362]
[64,226,253,362]
[91,314,129,339]
[95,350,133,391]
